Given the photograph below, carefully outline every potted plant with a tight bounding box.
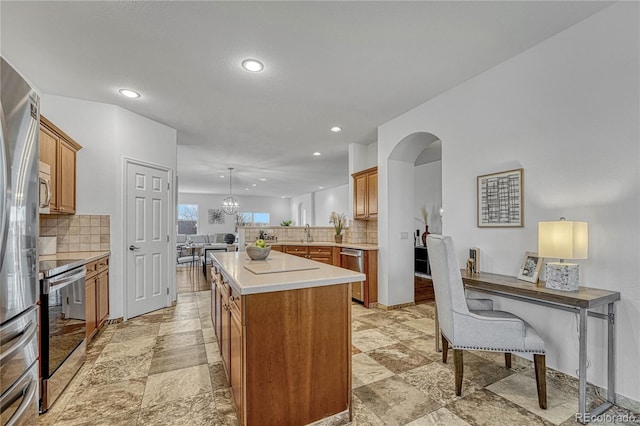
[329,211,347,243]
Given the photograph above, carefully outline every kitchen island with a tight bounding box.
[210,251,365,426]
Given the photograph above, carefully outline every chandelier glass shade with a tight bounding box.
[222,168,239,215]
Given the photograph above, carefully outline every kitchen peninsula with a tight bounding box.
[210,251,365,425]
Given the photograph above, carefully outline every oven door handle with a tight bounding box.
[0,321,37,365]
[43,267,86,294]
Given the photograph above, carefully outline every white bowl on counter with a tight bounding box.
[246,246,271,260]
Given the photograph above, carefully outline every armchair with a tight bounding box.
[426,234,547,409]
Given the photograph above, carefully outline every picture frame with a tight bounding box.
[477,168,524,228]
[517,251,543,283]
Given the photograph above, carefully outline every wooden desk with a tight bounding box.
[434,270,620,424]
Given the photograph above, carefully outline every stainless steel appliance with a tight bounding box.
[340,248,365,302]
[0,57,40,425]
[39,260,86,413]
[38,161,51,214]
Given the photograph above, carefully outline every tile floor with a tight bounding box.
[38,274,638,425]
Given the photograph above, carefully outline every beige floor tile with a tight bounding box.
[141,364,212,407]
[157,318,202,336]
[205,342,222,364]
[136,391,218,425]
[402,317,436,334]
[352,353,395,388]
[405,407,471,426]
[399,361,481,406]
[352,329,399,352]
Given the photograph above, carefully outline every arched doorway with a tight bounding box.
[381,132,442,306]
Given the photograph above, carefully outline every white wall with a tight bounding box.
[314,184,349,226]
[41,95,177,320]
[378,3,639,402]
[178,192,290,234]
[414,160,442,236]
[290,193,314,226]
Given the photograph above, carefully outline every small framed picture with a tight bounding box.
[517,251,543,283]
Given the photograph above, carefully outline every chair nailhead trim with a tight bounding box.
[451,345,544,354]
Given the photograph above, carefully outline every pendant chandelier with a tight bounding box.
[221,167,239,215]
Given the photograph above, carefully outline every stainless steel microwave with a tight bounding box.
[39,161,51,214]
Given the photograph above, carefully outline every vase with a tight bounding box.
[335,234,343,243]
[421,226,430,247]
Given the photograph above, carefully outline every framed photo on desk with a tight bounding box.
[517,251,543,283]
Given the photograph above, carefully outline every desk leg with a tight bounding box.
[607,302,616,403]
[578,308,588,422]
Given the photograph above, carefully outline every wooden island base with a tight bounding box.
[211,251,362,425]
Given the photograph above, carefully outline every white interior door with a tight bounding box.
[126,161,169,318]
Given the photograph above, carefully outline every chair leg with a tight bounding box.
[534,354,547,409]
[441,333,448,363]
[505,352,512,369]
[453,349,464,396]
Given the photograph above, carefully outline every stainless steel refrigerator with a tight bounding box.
[0,57,40,425]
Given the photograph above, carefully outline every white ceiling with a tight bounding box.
[1,1,610,198]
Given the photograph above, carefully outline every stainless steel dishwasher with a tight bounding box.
[340,248,365,302]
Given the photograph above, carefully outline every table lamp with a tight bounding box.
[538,218,588,291]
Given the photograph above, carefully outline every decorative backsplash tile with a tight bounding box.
[243,219,377,245]
[40,214,110,253]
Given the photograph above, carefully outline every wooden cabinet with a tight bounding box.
[39,116,82,214]
[352,166,378,220]
[269,245,283,252]
[85,255,109,342]
[283,245,332,264]
[230,301,243,419]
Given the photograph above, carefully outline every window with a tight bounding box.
[237,212,270,225]
[178,204,198,234]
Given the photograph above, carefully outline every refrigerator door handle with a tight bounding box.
[0,321,37,365]
[2,369,38,426]
[0,103,9,272]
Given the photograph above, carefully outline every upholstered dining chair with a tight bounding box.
[426,234,547,409]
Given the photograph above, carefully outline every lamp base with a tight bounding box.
[544,262,579,291]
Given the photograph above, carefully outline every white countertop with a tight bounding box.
[263,241,379,251]
[39,251,111,263]
[212,251,366,295]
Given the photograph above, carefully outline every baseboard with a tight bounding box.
[377,301,415,310]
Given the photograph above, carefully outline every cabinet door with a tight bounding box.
[97,271,109,326]
[367,170,378,218]
[220,283,231,379]
[353,173,367,219]
[309,246,332,264]
[58,139,77,213]
[214,281,222,341]
[230,306,243,420]
[85,278,97,340]
[39,127,58,212]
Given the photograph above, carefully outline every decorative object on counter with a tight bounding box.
[517,251,543,283]
[330,211,347,243]
[208,208,225,224]
[280,220,292,226]
[477,168,524,228]
[538,218,588,291]
[466,247,480,274]
[222,167,239,215]
[246,245,271,260]
[420,206,430,246]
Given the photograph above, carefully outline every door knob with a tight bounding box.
[129,245,141,251]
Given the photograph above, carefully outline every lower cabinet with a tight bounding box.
[85,255,110,342]
[283,245,333,264]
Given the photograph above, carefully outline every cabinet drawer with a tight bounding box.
[96,256,109,272]
[309,246,331,255]
[284,246,307,254]
[85,260,99,278]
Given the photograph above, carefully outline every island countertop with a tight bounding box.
[211,250,365,295]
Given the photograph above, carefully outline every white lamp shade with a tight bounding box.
[538,221,588,260]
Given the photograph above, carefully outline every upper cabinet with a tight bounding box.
[39,116,82,214]
[352,166,378,220]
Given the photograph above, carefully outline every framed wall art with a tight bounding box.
[517,251,543,283]
[477,168,523,227]
[208,208,225,224]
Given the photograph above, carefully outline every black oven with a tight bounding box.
[39,261,87,412]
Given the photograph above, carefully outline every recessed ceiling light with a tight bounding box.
[259,178,267,181]
[313,152,321,156]
[220,175,225,178]
[119,89,140,98]
[252,184,257,187]
[330,126,342,132]
[242,59,264,72]
[244,188,249,190]
[319,186,324,189]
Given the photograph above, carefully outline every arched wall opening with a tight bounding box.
[381,131,442,306]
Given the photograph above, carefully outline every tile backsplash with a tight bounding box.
[40,214,110,253]
[243,219,378,245]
